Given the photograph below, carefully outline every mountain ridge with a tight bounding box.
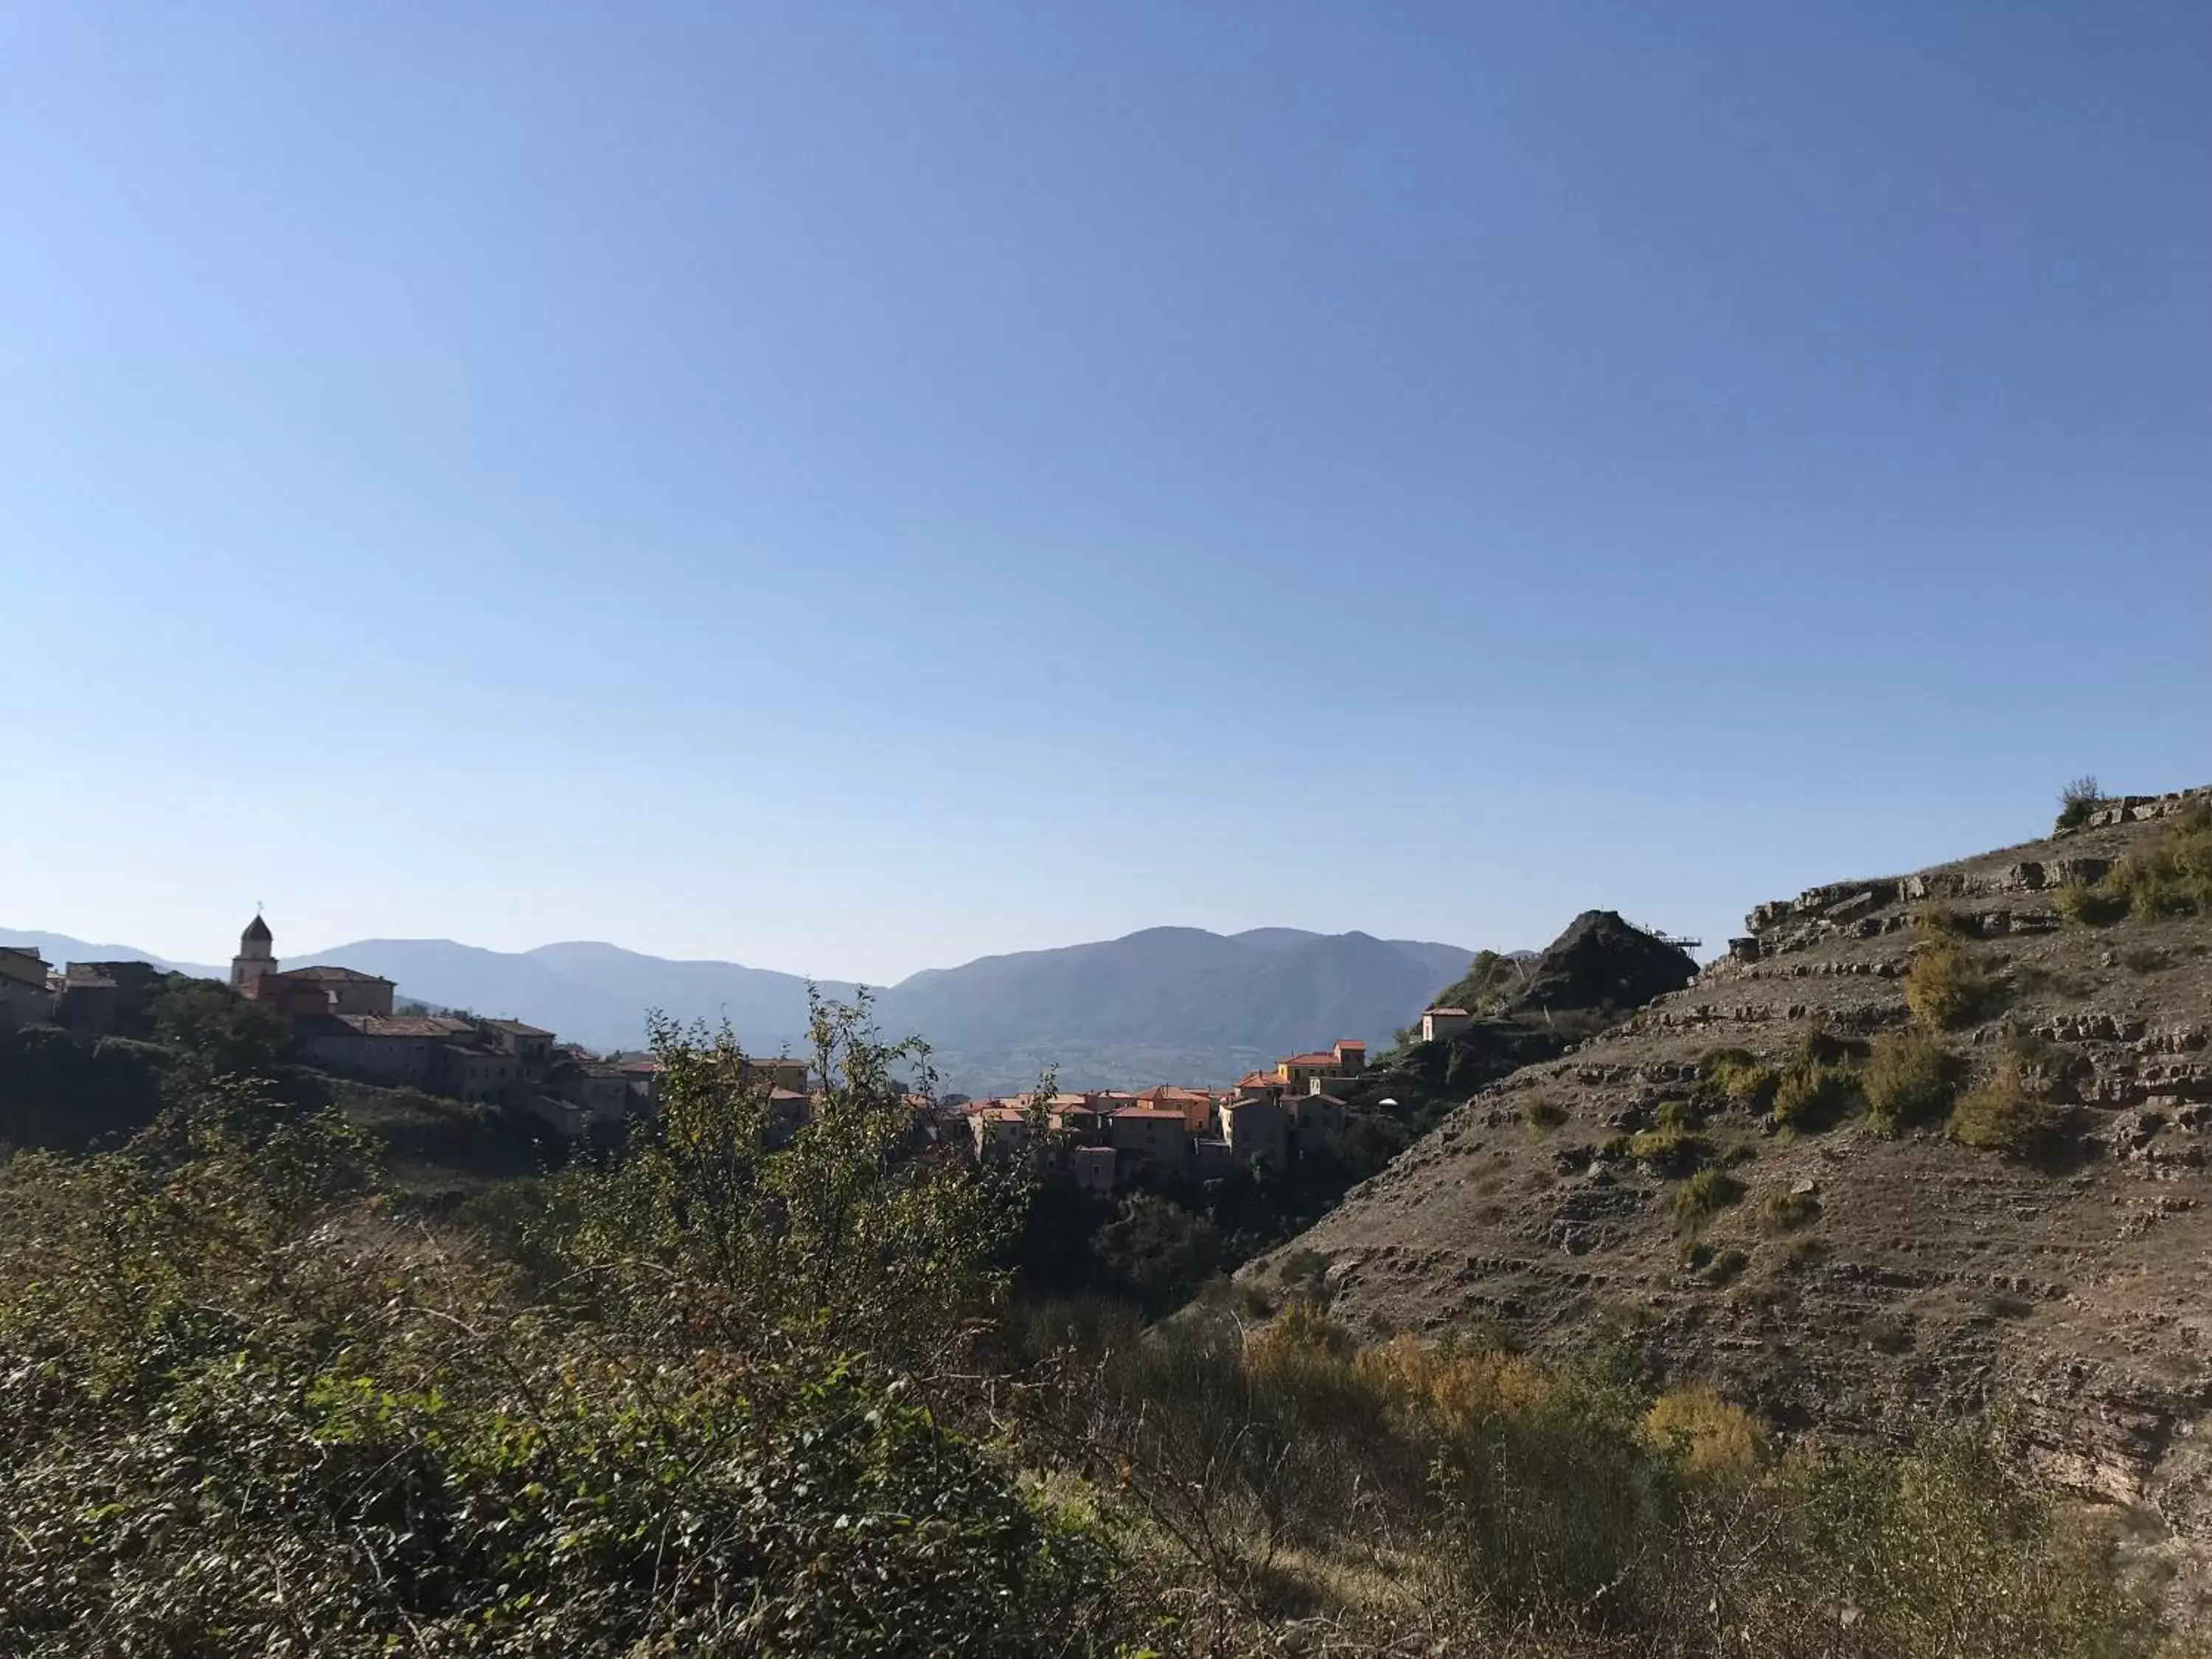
[2,923,1489,1094]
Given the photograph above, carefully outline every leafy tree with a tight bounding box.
[554,989,1023,1369]
[1096,1191,1221,1310]
[149,973,292,1075]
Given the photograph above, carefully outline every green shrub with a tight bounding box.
[1864,1027,1961,1133]
[1672,1167,1746,1229]
[1905,932,1999,1029]
[1950,1062,2062,1158]
[1655,1096,1702,1130]
[1771,1063,1863,1132]
[2056,880,2129,927]
[1915,903,1978,939]
[1521,1097,1569,1132]
[2056,776,2106,832]
[2059,805,2212,925]
[1698,1048,1780,1111]
[1702,1246,1751,1286]
[1630,1125,1714,1178]
[2103,808,2212,919]
[1759,1188,1820,1232]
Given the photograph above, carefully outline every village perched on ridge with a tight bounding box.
[0,914,1473,1193]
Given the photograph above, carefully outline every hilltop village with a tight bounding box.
[0,915,1456,1191]
[0,919,713,1141]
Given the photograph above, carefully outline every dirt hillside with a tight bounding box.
[1246,787,2212,1554]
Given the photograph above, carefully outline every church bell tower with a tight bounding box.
[231,912,276,995]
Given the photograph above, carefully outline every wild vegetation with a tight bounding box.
[0,994,2200,1655]
[1905,913,2000,1029]
[1863,1026,1961,1134]
[2059,802,2212,926]
[2056,774,2108,832]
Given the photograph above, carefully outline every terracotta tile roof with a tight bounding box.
[1110,1106,1186,1121]
[1236,1071,1280,1088]
[336,1015,473,1038]
[1282,1051,1339,1068]
[280,965,394,984]
[482,1018,554,1036]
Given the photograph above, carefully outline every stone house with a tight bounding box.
[1222,1096,1287,1169]
[53,961,167,1038]
[442,1042,519,1105]
[479,1018,555,1069]
[763,1088,813,1147]
[1137,1085,1218,1133]
[742,1055,810,1096]
[265,965,397,1018]
[1068,1144,1118,1194]
[0,947,52,1034]
[1421,1006,1472,1043]
[1107,1105,1186,1169]
[297,1014,474,1091]
[1288,1091,1349,1154]
[552,1060,633,1131]
[969,1105,1033,1166]
[1274,1039,1366,1093]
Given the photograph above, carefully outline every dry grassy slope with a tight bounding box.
[1245,787,2212,1530]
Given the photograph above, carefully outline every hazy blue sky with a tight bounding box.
[4,2,2206,981]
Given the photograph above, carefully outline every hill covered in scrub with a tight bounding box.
[1242,784,2212,1603]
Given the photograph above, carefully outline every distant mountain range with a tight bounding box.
[2,925,1482,1094]
[0,929,225,981]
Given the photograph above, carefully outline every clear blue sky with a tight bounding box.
[4,2,2207,981]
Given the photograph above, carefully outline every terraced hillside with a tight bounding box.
[1245,787,2212,1557]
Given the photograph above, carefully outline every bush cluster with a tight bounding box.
[2058,804,2212,925]
[1949,1061,2063,1159]
[2056,775,2107,832]
[1697,1047,1780,1111]
[1771,1060,1863,1131]
[1071,1302,2164,1656]
[0,1004,1121,1658]
[1671,1166,1746,1229]
[0,993,2187,1658]
[1865,1026,1962,1133]
[1905,923,2001,1030]
[1630,1123,1714,1177]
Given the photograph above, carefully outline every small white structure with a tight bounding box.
[1421,1006,1472,1043]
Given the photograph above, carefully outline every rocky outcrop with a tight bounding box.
[1502,910,1699,1019]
